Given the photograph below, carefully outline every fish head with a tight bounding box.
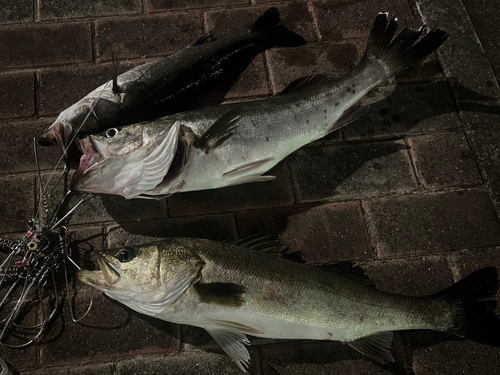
[78,240,203,313]
[78,244,164,303]
[72,120,185,199]
[38,99,103,154]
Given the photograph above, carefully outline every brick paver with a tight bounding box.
[1,1,500,374]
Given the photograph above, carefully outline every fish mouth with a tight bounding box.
[71,136,105,190]
[78,254,121,289]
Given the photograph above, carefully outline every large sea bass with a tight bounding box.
[39,8,306,153]
[78,237,500,372]
[72,13,448,199]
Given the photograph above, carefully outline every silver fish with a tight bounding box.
[39,7,306,154]
[71,13,448,199]
[78,237,500,372]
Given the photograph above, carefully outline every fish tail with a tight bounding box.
[433,267,500,346]
[364,12,448,78]
[250,7,306,48]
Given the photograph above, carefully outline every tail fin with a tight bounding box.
[250,7,306,48]
[435,267,500,347]
[365,12,448,78]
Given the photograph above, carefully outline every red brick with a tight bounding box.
[224,53,270,99]
[363,190,500,258]
[344,82,460,140]
[0,71,34,119]
[267,40,364,93]
[0,119,61,174]
[40,291,180,365]
[0,301,38,370]
[60,192,168,225]
[0,0,33,24]
[205,3,316,43]
[235,203,373,263]
[106,214,237,248]
[416,0,500,131]
[116,350,261,375]
[0,174,35,233]
[311,0,419,41]
[409,132,482,189]
[39,0,143,20]
[410,340,500,375]
[360,256,452,296]
[260,341,407,375]
[462,0,500,84]
[168,163,294,217]
[470,130,500,215]
[287,141,417,203]
[148,0,248,12]
[38,64,116,116]
[0,22,92,69]
[24,364,114,375]
[95,13,203,61]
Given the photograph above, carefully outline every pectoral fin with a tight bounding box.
[346,332,395,364]
[195,109,241,153]
[195,282,246,307]
[206,328,251,373]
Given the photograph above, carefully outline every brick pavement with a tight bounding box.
[0,0,499,374]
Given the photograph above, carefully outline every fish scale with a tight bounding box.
[79,236,500,372]
[72,14,448,199]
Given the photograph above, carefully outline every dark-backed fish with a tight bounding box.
[39,8,306,154]
[78,237,500,372]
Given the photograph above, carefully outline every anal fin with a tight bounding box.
[346,332,395,364]
[194,282,246,307]
[206,328,251,373]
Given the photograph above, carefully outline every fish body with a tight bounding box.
[78,237,500,371]
[72,13,448,199]
[39,7,306,153]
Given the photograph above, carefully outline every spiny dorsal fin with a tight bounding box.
[192,34,217,46]
[195,109,241,153]
[278,74,334,96]
[321,261,375,287]
[194,282,246,307]
[346,332,395,364]
[229,234,306,263]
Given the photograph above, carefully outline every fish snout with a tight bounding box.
[38,122,65,147]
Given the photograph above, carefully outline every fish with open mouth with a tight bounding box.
[71,13,448,199]
[38,7,306,155]
[78,237,500,372]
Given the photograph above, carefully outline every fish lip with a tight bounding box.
[71,136,104,189]
[97,254,122,286]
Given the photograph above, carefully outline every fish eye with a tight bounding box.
[106,128,119,138]
[28,242,38,251]
[116,246,135,263]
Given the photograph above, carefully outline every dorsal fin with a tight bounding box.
[278,74,334,96]
[229,234,305,263]
[321,261,375,287]
[192,34,217,46]
[195,109,241,153]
